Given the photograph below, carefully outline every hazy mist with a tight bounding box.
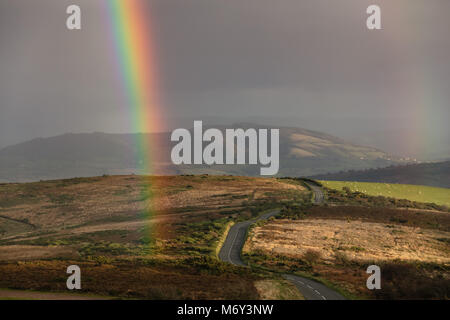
[1,0,449,160]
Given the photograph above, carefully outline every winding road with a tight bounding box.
[218,180,346,300]
[218,210,280,267]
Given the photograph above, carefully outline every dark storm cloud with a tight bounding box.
[0,0,449,159]
[154,0,381,92]
[0,0,121,146]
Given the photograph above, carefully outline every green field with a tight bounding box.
[320,180,450,207]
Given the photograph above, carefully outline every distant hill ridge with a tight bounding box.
[311,161,450,188]
[0,124,408,182]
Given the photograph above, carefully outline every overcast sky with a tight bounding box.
[0,0,449,159]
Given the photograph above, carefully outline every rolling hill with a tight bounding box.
[320,180,450,207]
[311,161,450,188]
[0,124,407,182]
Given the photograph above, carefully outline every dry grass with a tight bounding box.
[247,219,450,264]
[245,213,450,299]
[0,175,307,299]
[254,279,304,300]
[303,205,450,231]
[0,175,303,233]
[0,245,78,261]
[0,175,305,256]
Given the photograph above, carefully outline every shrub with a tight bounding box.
[303,249,321,265]
[374,262,450,299]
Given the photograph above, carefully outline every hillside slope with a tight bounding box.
[320,180,450,207]
[311,161,450,188]
[0,125,405,182]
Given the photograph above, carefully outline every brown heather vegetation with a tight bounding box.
[1,174,449,299]
[0,175,306,299]
[247,219,449,264]
[284,205,450,232]
[0,258,260,299]
[245,194,450,299]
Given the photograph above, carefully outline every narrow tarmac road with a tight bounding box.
[218,210,280,267]
[218,180,346,300]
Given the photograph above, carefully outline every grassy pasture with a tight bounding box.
[320,180,450,207]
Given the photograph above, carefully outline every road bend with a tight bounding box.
[218,181,346,300]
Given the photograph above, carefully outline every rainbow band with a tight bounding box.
[105,0,164,243]
[106,0,162,172]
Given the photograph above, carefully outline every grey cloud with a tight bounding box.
[0,0,449,159]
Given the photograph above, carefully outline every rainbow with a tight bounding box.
[104,0,165,243]
[105,0,164,170]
